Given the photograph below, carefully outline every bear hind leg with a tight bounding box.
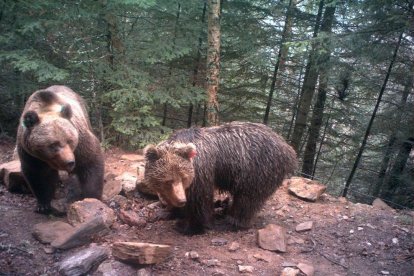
[227,193,266,229]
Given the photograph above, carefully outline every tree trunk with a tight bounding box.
[206,0,221,126]
[301,4,336,176]
[290,0,332,152]
[380,137,414,204]
[312,113,331,178]
[372,62,414,196]
[263,0,295,125]
[342,32,404,197]
[188,0,207,128]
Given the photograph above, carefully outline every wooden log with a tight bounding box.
[112,242,172,265]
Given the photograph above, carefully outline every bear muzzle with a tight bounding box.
[65,160,76,172]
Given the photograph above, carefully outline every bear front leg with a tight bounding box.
[227,193,265,229]
[74,145,104,199]
[18,148,58,214]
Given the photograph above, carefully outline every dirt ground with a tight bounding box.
[0,138,413,276]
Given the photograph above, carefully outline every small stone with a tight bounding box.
[115,172,137,196]
[119,209,146,227]
[380,271,390,275]
[67,198,115,227]
[137,268,152,276]
[252,253,271,263]
[33,221,74,244]
[204,259,220,267]
[282,261,297,267]
[211,238,228,246]
[236,260,243,265]
[342,215,349,220]
[392,238,398,244]
[212,270,226,276]
[295,221,313,232]
[43,247,55,254]
[228,241,240,252]
[238,265,254,273]
[185,251,199,259]
[58,246,109,276]
[257,224,287,252]
[281,267,300,276]
[297,262,314,276]
[357,227,363,231]
[349,229,354,234]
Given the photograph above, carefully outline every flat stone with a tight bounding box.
[211,238,228,246]
[257,224,287,252]
[185,251,199,259]
[204,259,220,267]
[295,221,313,232]
[67,198,115,227]
[52,216,109,250]
[33,220,74,244]
[252,253,271,262]
[297,262,315,276]
[288,177,326,202]
[112,242,172,265]
[58,245,109,276]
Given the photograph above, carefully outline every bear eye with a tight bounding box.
[49,141,61,152]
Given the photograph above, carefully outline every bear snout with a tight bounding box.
[175,198,187,208]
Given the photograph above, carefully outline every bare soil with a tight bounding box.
[0,138,413,276]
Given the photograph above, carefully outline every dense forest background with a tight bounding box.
[0,0,413,208]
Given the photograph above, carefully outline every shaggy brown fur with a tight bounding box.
[16,85,104,214]
[144,122,297,234]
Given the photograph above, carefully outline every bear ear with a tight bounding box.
[22,111,40,129]
[60,104,72,119]
[175,143,197,160]
[144,145,160,162]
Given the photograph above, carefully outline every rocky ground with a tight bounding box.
[0,138,413,276]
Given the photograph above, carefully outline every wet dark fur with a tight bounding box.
[159,122,297,234]
[16,86,104,214]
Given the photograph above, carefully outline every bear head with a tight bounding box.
[144,142,197,208]
[21,103,79,172]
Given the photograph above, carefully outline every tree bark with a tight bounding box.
[263,0,295,125]
[206,0,221,126]
[372,62,414,196]
[342,32,404,197]
[301,4,336,176]
[290,0,329,152]
[188,0,207,128]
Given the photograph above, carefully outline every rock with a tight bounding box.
[112,242,172,265]
[295,221,313,232]
[119,209,146,227]
[288,236,305,245]
[212,270,226,276]
[238,265,254,273]
[257,224,287,253]
[96,260,138,276]
[282,261,297,267]
[58,245,109,276]
[51,216,109,250]
[287,177,326,202]
[0,160,30,193]
[204,259,220,267]
[121,154,144,162]
[102,173,122,202]
[338,197,348,204]
[252,253,271,262]
[380,271,390,275]
[297,262,315,276]
[372,198,394,211]
[228,241,240,252]
[137,268,152,276]
[67,198,115,227]
[50,198,68,215]
[211,238,228,246]
[33,221,74,244]
[115,172,137,196]
[281,267,300,276]
[185,251,200,260]
[109,195,129,209]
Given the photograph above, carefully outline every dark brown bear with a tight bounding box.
[16,85,104,214]
[144,122,297,234]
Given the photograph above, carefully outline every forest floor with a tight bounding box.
[0,137,413,276]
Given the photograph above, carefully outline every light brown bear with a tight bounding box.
[16,85,104,214]
[144,122,297,234]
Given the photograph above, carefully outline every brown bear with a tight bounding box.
[143,122,297,234]
[16,85,104,214]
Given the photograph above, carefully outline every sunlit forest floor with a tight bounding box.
[0,138,412,275]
